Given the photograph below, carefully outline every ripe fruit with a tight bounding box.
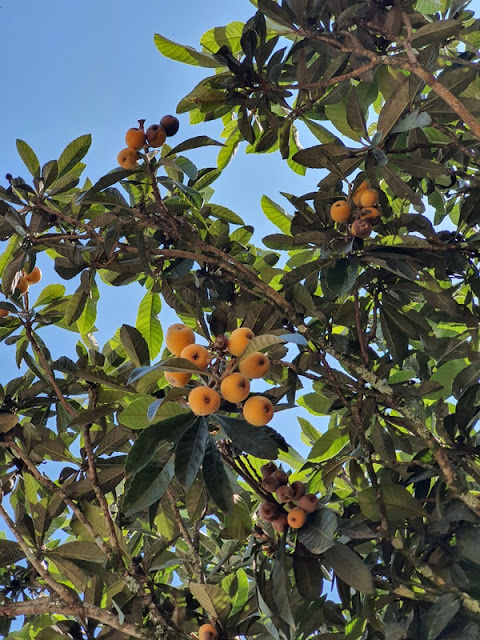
[125,128,146,150]
[243,396,274,426]
[198,624,218,640]
[146,124,167,148]
[330,200,352,223]
[360,207,381,224]
[188,386,221,416]
[272,469,289,485]
[180,344,209,369]
[353,180,369,207]
[227,327,255,356]
[25,266,42,284]
[165,371,191,388]
[359,188,378,208]
[117,147,139,169]
[160,115,180,137]
[0,309,9,318]
[260,461,277,478]
[287,507,307,529]
[239,352,270,379]
[276,484,294,503]
[291,481,306,500]
[272,514,289,533]
[16,276,29,295]
[220,372,250,403]
[262,475,280,493]
[165,323,195,356]
[351,218,372,239]
[297,494,319,513]
[259,502,280,521]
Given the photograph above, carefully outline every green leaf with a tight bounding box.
[0,236,22,279]
[293,144,351,169]
[0,412,19,433]
[77,168,136,203]
[358,484,426,521]
[272,543,296,630]
[239,334,285,359]
[202,435,234,513]
[261,195,292,234]
[189,582,232,624]
[174,418,209,490]
[123,449,175,515]
[47,541,106,563]
[16,140,40,177]
[0,539,25,567]
[152,356,213,376]
[120,324,150,368]
[64,288,88,327]
[346,87,368,139]
[215,415,278,459]
[69,405,116,427]
[377,76,414,141]
[166,136,224,156]
[136,292,163,360]
[424,593,460,640]
[57,134,91,177]
[32,284,66,308]
[323,258,358,298]
[154,33,223,68]
[202,203,244,225]
[293,551,323,600]
[297,508,337,555]
[308,427,350,461]
[323,542,375,594]
[200,21,245,54]
[412,19,461,48]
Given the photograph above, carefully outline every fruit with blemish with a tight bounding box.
[0,309,9,318]
[239,352,270,379]
[165,323,195,356]
[117,147,139,169]
[180,344,209,369]
[297,494,319,513]
[359,188,378,208]
[220,372,250,403]
[160,115,180,137]
[259,502,280,521]
[276,484,294,503]
[272,514,289,533]
[351,218,372,239]
[227,327,255,356]
[165,371,191,388]
[188,386,221,416]
[360,207,381,224]
[287,507,307,529]
[260,461,277,477]
[198,624,218,640]
[25,266,42,284]
[125,128,146,150]
[262,475,280,493]
[290,481,306,501]
[243,395,274,426]
[330,200,351,223]
[146,124,167,148]
[272,469,288,485]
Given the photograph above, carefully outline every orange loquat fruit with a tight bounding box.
[238,352,270,379]
[117,148,139,169]
[227,327,255,356]
[165,371,191,388]
[125,128,146,150]
[287,507,307,529]
[165,323,195,356]
[243,395,274,426]
[188,386,221,416]
[330,200,351,223]
[220,372,250,403]
[359,188,378,208]
[180,344,210,369]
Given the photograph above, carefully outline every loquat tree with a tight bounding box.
[1,1,480,639]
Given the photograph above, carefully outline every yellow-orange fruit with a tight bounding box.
[360,207,381,223]
[287,507,307,529]
[297,494,319,513]
[359,188,378,208]
[330,200,351,223]
[16,276,29,295]
[160,115,180,137]
[188,386,221,416]
[165,323,195,356]
[117,147,139,169]
[0,309,9,318]
[25,266,42,284]
[238,352,270,379]
[220,372,250,403]
[180,344,209,369]
[352,180,369,207]
[243,395,274,426]
[146,124,167,148]
[165,371,191,387]
[351,218,372,239]
[272,514,289,533]
[198,623,218,640]
[125,128,146,150]
[227,327,255,356]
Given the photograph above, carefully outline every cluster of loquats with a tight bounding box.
[0,266,42,318]
[329,179,381,240]
[258,462,319,533]
[117,114,180,170]
[164,322,275,427]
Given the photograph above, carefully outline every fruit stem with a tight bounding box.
[138,119,146,131]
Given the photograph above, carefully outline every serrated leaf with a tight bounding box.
[154,33,223,68]
[16,140,40,177]
[203,435,234,513]
[57,134,91,177]
[189,582,232,623]
[123,451,175,515]
[0,539,25,567]
[323,542,375,594]
[174,418,209,490]
[136,291,163,360]
[261,195,292,234]
[215,415,278,459]
[166,136,224,156]
[47,541,106,563]
[358,484,426,521]
[202,203,244,225]
[297,508,337,555]
[308,427,349,461]
[32,284,66,308]
[120,324,150,368]
[323,258,358,298]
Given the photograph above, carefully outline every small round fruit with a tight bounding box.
[125,128,146,150]
[0,309,9,318]
[272,469,288,485]
[351,218,372,239]
[146,124,167,148]
[198,623,218,640]
[239,352,270,379]
[188,386,221,416]
[165,323,195,356]
[160,115,180,137]
[259,502,280,522]
[260,461,277,478]
[227,327,255,356]
[220,372,250,403]
[262,475,280,493]
[16,276,29,295]
[117,147,139,169]
[352,180,369,207]
[272,514,289,533]
[276,484,294,503]
[297,494,319,513]
[243,396,274,426]
[360,206,381,224]
[287,507,307,529]
[359,188,378,208]
[330,200,352,223]
[25,266,42,284]
[180,344,209,369]
[165,371,191,388]
[291,481,306,501]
